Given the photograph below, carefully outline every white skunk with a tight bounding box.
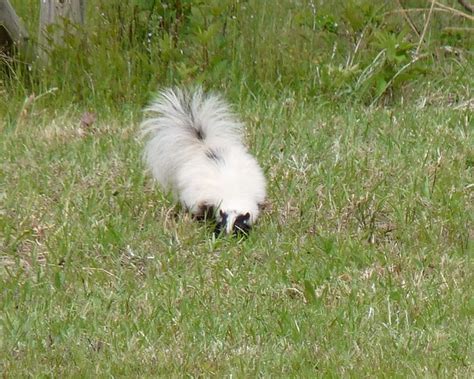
[141,88,266,234]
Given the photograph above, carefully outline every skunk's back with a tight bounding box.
[141,88,244,189]
[141,88,243,145]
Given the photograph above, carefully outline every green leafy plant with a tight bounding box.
[1,0,472,114]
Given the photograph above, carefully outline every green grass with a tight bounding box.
[3,0,473,117]
[1,96,472,376]
[1,0,473,376]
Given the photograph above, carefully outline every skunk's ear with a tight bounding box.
[243,212,250,221]
[195,203,214,220]
[218,210,228,224]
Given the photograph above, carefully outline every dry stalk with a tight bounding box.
[416,0,436,56]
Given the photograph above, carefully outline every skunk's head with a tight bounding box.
[215,209,254,236]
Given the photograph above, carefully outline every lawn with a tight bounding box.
[1,97,472,376]
[1,0,473,376]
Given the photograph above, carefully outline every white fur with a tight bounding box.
[141,88,266,233]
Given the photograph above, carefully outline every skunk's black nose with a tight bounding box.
[213,223,251,237]
[213,220,251,237]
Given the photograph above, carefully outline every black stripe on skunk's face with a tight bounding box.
[214,211,251,236]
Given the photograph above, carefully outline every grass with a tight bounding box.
[1,0,473,376]
[1,95,472,376]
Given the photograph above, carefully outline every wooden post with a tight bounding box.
[0,0,29,55]
[38,0,86,63]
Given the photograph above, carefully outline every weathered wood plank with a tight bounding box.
[38,0,86,63]
[0,0,29,54]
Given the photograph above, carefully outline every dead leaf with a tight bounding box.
[80,112,96,129]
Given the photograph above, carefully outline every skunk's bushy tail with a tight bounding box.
[141,88,243,190]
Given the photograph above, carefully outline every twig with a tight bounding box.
[347,25,368,68]
[416,0,436,56]
[430,150,442,195]
[442,26,474,32]
[355,49,386,90]
[383,7,474,21]
[396,0,421,37]
[82,267,119,279]
[369,55,426,107]
[433,0,474,20]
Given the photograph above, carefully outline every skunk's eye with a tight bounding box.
[233,213,251,236]
[235,212,250,223]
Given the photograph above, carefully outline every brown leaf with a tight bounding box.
[80,112,96,129]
